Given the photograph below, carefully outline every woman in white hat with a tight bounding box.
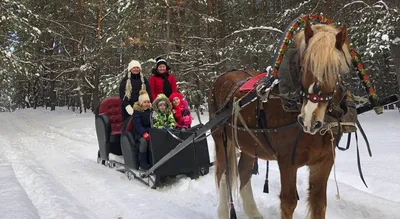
[119,60,152,122]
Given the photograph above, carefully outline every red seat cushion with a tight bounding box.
[99,97,123,135]
[239,72,268,92]
[125,117,134,133]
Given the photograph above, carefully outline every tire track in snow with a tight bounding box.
[8,113,212,219]
[6,113,143,219]
[17,113,95,145]
[0,117,94,219]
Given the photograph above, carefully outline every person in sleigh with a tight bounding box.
[152,94,176,130]
[169,92,192,130]
[132,90,152,170]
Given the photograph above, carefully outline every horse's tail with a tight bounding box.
[213,126,239,197]
[228,135,239,198]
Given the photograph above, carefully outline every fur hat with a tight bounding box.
[124,60,146,100]
[128,60,141,71]
[138,90,150,105]
[152,93,172,113]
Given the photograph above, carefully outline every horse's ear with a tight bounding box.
[335,24,348,50]
[304,19,314,45]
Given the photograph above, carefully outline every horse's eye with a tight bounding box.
[312,83,321,94]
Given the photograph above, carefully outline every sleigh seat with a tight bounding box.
[95,97,124,161]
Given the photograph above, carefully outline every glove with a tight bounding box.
[143,132,150,141]
[183,116,192,125]
[125,105,134,115]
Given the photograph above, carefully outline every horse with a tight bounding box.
[209,19,352,219]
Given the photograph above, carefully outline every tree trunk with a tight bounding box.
[166,0,171,55]
[324,0,332,18]
[390,23,400,111]
[78,84,85,113]
[92,69,100,111]
[50,37,56,111]
[195,108,202,124]
[91,0,102,112]
[391,45,400,92]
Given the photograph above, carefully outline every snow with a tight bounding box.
[382,34,389,41]
[1,108,400,219]
[79,64,88,71]
[32,27,41,35]
[0,157,40,219]
[230,26,283,36]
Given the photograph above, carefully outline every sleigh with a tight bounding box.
[94,96,210,188]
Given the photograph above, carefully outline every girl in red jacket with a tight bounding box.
[149,57,177,100]
[169,92,192,130]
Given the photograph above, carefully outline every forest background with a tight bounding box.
[1,0,399,113]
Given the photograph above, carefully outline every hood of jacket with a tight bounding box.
[152,94,172,114]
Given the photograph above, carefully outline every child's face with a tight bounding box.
[158,103,166,112]
[141,100,151,109]
[172,97,180,106]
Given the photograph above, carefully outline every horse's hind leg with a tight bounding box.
[307,154,334,219]
[213,128,229,219]
[278,158,298,219]
[239,152,263,219]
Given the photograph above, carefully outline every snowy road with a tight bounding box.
[1,109,400,219]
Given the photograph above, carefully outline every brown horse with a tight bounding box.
[209,20,352,219]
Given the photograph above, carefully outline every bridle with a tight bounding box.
[299,84,334,103]
[298,44,351,109]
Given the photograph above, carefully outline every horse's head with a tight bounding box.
[295,20,352,135]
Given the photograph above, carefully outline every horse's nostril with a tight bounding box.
[313,121,323,130]
[298,116,305,127]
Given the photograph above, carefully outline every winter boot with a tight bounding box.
[139,152,150,171]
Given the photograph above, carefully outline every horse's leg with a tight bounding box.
[307,153,334,219]
[239,152,263,219]
[213,129,229,219]
[278,158,298,219]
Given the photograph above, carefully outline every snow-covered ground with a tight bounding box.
[0,108,399,219]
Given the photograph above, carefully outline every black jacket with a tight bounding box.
[119,73,152,121]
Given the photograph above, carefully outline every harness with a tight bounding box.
[216,15,380,201]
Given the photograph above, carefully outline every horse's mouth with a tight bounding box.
[298,116,323,135]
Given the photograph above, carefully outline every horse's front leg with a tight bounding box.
[239,152,263,219]
[278,157,298,219]
[307,153,334,219]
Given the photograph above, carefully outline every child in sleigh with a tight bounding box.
[152,94,176,130]
[169,92,192,130]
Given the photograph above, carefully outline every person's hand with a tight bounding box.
[143,132,150,141]
[183,116,192,125]
[125,105,134,115]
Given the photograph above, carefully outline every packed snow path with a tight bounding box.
[0,109,399,219]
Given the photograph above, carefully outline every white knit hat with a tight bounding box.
[138,90,150,105]
[124,60,146,100]
[128,60,141,71]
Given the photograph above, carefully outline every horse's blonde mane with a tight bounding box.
[294,24,352,89]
